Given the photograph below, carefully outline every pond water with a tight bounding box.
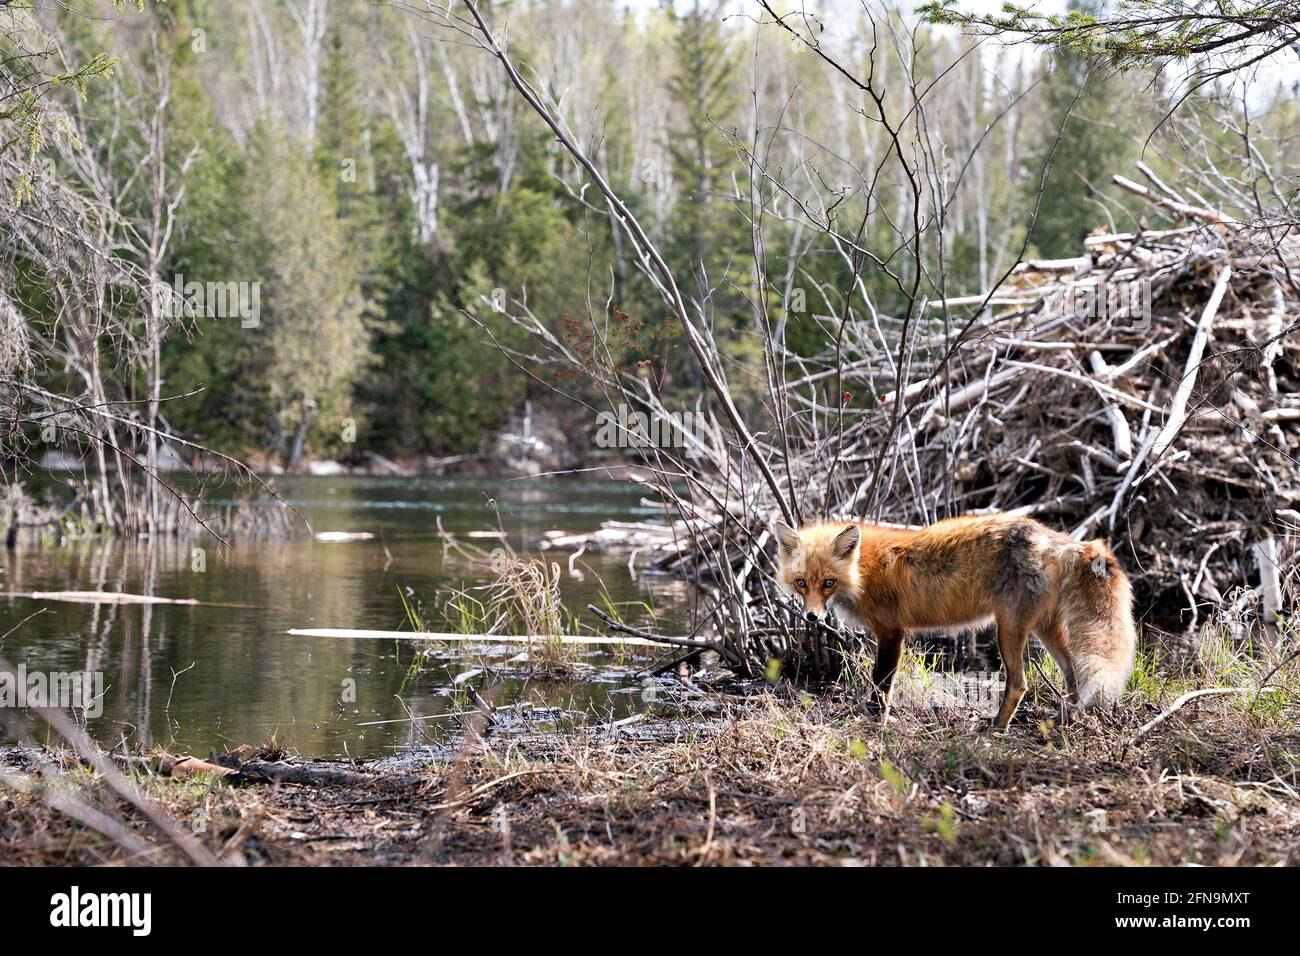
[0,476,699,758]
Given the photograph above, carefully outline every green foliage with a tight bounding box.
[9,0,1297,470]
[918,0,1299,69]
[165,130,369,459]
[1021,2,1140,256]
[358,127,585,456]
[0,25,115,203]
[665,0,745,300]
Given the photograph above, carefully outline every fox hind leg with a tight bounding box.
[1037,616,1077,720]
[992,615,1030,729]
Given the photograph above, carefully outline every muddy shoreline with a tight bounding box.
[4,683,1298,866]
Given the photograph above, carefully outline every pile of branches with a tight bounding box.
[551,177,1299,680]
[438,2,1297,682]
[809,175,1300,628]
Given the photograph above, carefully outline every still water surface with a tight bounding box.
[0,476,696,758]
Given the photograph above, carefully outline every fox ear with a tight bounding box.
[774,521,801,556]
[832,524,860,561]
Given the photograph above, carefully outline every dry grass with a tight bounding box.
[3,641,1297,866]
[425,528,585,674]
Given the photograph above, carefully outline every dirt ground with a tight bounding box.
[3,681,1299,866]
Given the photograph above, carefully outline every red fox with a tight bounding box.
[774,513,1136,727]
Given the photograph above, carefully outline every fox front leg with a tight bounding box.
[864,630,904,717]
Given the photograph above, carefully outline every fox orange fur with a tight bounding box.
[774,514,1136,727]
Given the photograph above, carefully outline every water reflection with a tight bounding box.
[1,476,695,757]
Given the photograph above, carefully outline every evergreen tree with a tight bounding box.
[165,131,369,463]
[315,26,382,246]
[1021,1,1138,256]
[664,0,745,312]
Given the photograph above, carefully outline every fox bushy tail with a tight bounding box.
[1064,540,1137,709]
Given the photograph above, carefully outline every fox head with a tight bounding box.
[773,521,861,624]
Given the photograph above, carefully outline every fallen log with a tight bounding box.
[102,750,418,788]
[1111,174,1232,225]
[4,590,259,608]
[286,626,694,649]
[5,590,198,605]
[231,759,395,788]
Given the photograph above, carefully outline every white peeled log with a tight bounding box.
[1112,175,1233,225]
[928,291,1038,309]
[1088,351,1133,463]
[287,627,662,646]
[1012,255,1092,274]
[1148,264,1232,463]
[916,367,1019,431]
[1262,279,1285,396]
[1253,533,1283,648]
[1084,226,1197,248]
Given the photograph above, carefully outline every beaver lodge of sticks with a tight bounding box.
[547,169,1299,684]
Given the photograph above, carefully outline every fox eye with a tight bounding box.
[823,578,836,590]
[795,578,807,590]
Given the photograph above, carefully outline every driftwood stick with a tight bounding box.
[141,752,421,788]
[918,366,1018,424]
[1135,160,1191,206]
[1084,226,1198,247]
[288,627,665,647]
[1129,687,1278,745]
[1003,360,1161,413]
[1112,174,1231,225]
[584,605,728,655]
[1012,255,1091,274]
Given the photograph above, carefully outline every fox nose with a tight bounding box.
[804,611,820,623]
